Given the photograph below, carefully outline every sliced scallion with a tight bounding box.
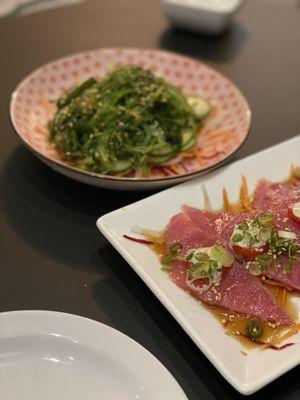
[247,320,263,340]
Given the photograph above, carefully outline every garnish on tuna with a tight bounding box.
[230,214,273,259]
[126,167,300,349]
[185,245,233,294]
[165,211,293,329]
[229,213,300,276]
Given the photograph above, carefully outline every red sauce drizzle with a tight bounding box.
[123,234,154,245]
[267,343,295,351]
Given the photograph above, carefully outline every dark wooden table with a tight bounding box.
[1,0,300,398]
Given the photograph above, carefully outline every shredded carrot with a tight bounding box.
[289,164,300,187]
[206,130,229,140]
[207,105,218,119]
[38,94,55,118]
[195,150,205,167]
[279,288,288,308]
[239,175,252,211]
[201,185,212,211]
[201,151,224,160]
[35,124,48,135]
[294,166,300,179]
[222,188,234,211]
[266,323,300,347]
[180,151,196,159]
[203,131,236,146]
[169,164,182,175]
[156,166,171,176]
[197,144,221,160]
[263,279,293,291]
[180,162,189,173]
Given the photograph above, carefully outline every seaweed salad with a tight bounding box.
[48,65,210,176]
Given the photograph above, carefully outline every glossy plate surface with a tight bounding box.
[0,310,187,400]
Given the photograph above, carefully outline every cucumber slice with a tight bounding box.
[151,143,178,157]
[110,159,132,173]
[181,129,195,147]
[181,136,196,152]
[187,96,211,119]
[149,153,176,165]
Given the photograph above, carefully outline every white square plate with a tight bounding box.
[96,135,300,395]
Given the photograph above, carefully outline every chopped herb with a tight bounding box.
[210,244,234,267]
[232,233,243,242]
[160,241,183,270]
[161,264,173,272]
[160,253,175,266]
[249,235,256,246]
[256,253,273,270]
[248,261,262,276]
[186,244,233,286]
[187,258,216,281]
[286,255,298,274]
[257,227,271,242]
[169,242,183,254]
[235,253,244,263]
[238,222,249,231]
[257,213,275,226]
[269,229,300,274]
[231,212,299,274]
[231,215,272,249]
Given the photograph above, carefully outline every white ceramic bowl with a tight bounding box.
[162,0,244,34]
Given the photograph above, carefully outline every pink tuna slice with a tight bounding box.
[171,260,293,325]
[253,179,300,233]
[166,212,217,253]
[166,207,294,324]
[264,257,300,291]
[183,204,300,291]
[182,203,300,290]
[253,180,300,290]
[182,205,257,243]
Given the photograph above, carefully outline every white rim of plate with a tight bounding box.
[0,310,188,399]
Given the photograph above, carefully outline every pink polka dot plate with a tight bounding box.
[10,48,251,190]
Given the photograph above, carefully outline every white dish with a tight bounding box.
[97,135,300,395]
[162,0,244,34]
[0,310,187,400]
